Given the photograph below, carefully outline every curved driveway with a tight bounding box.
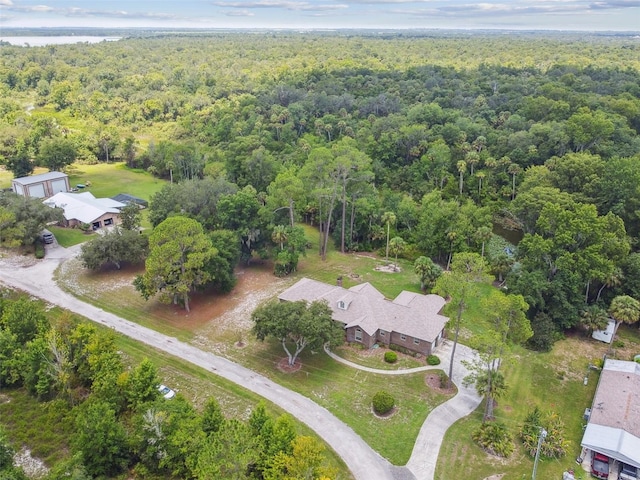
[0,244,481,480]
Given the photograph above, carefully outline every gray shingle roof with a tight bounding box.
[278,277,448,342]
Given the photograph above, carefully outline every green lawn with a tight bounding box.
[230,337,452,465]
[66,162,166,201]
[48,225,93,247]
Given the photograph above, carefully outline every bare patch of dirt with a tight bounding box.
[425,373,457,395]
[191,264,292,355]
[14,447,48,479]
[277,357,302,373]
[374,264,402,273]
[482,474,505,480]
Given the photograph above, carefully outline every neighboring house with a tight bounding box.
[581,359,640,471]
[278,277,449,356]
[11,172,70,198]
[43,191,125,230]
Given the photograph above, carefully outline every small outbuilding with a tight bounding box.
[11,172,70,198]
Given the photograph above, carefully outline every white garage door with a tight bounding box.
[27,183,46,198]
[51,179,67,194]
[12,183,24,195]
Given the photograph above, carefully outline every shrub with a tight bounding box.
[520,407,569,458]
[438,371,449,389]
[427,354,440,365]
[372,391,395,415]
[384,351,397,363]
[472,422,514,458]
[34,242,45,259]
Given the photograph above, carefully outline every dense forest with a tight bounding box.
[1,31,640,346]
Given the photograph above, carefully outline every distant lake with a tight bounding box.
[0,36,121,46]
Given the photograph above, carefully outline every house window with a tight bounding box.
[413,338,420,345]
[379,330,386,337]
[400,334,406,341]
[92,222,101,230]
[104,218,113,226]
[355,328,362,342]
[338,301,345,310]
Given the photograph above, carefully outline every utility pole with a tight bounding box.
[532,427,548,480]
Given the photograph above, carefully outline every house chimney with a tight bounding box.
[337,276,343,287]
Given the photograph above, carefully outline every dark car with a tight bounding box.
[591,453,609,479]
[41,230,55,244]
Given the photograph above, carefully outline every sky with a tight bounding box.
[1,0,639,31]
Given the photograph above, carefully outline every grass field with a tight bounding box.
[65,162,166,201]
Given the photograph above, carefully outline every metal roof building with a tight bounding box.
[581,359,640,469]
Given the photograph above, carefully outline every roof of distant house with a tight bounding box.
[12,171,68,185]
[278,277,448,342]
[581,359,640,468]
[111,193,148,207]
[44,191,125,224]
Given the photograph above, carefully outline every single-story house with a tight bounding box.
[43,191,125,230]
[111,193,149,209]
[11,172,70,198]
[581,359,640,470]
[278,277,449,356]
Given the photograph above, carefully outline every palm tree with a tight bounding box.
[271,225,288,250]
[476,170,486,199]
[580,305,609,337]
[465,151,480,175]
[446,230,457,270]
[508,163,521,200]
[608,295,640,355]
[456,160,467,195]
[381,211,396,263]
[388,236,406,271]
[414,256,443,292]
[475,226,493,259]
[596,268,624,302]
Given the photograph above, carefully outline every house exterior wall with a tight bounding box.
[61,212,120,230]
[89,212,120,230]
[345,327,376,348]
[389,331,433,356]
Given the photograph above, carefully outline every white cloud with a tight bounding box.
[0,0,13,5]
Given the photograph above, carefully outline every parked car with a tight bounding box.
[41,229,54,245]
[620,462,638,480]
[157,384,175,399]
[591,453,610,479]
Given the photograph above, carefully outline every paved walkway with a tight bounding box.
[0,244,481,480]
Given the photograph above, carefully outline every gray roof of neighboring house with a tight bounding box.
[278,277,449,343]
[43,191,125,224]
[581,359,640,468]
[111,193,148,207]
[12,171,68,185]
